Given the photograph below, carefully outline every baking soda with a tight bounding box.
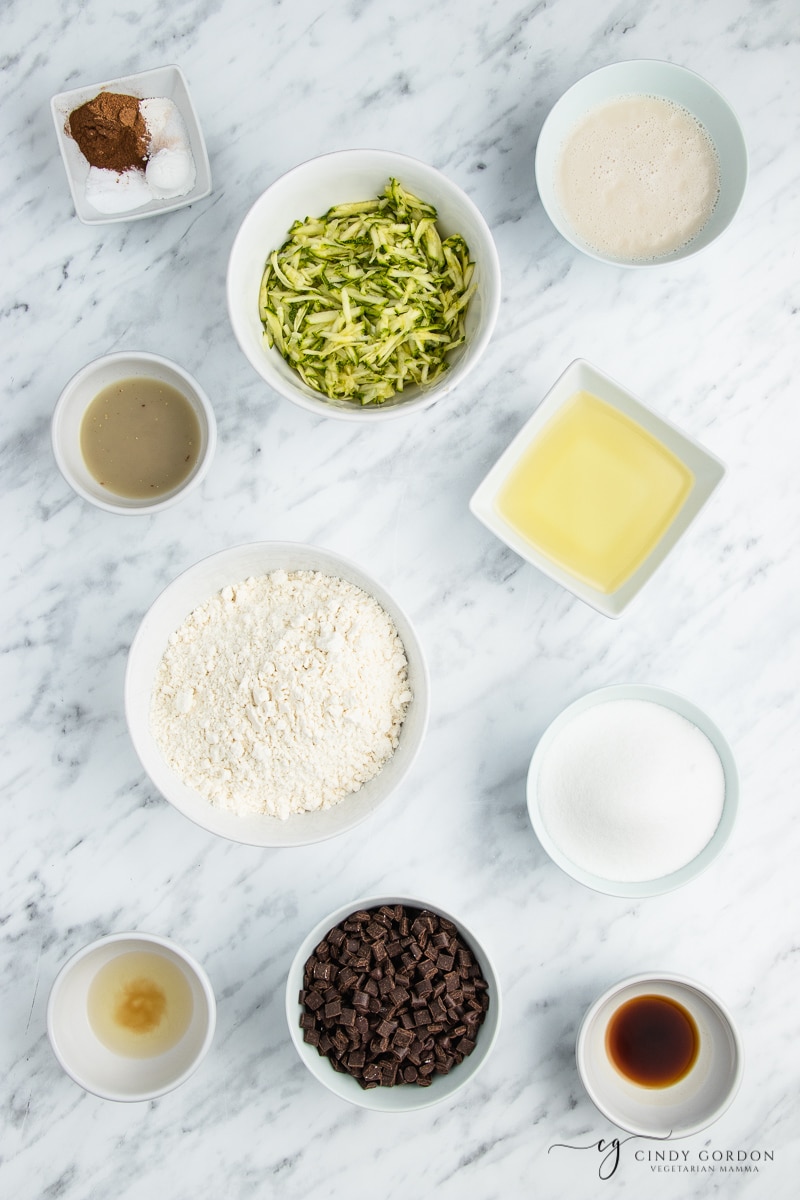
[537,698,725,882]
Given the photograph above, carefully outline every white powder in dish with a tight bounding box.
[85,165,154,213]
[150,570,412,820]
[140,97,196,198]
[537,699,725,882]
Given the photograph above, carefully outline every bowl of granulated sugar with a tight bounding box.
[527,685,738,897]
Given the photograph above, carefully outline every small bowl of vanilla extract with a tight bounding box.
[576,973,743,1138]
[52,351,216,515]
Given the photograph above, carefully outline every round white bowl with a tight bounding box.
[285,895,501,1111]
[47,932,216,1102]
[227,149,501,420]
[52,351,216,514]
[527,685,738,897]
[577,973,743,1137]
[125,542,430,847]
[535,60,748,267]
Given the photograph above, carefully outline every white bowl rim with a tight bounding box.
[576,971,744,1138]
[526,684,739,896]
[534,58,749,268]
[46,930,216,1103]
[51,350,217,515]
[226,147,501,422]
[124,541,431,847]
[285,893,502,1111]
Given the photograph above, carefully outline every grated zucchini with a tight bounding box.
[259,178,476,406]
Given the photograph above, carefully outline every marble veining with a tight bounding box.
[1,0,799,1196]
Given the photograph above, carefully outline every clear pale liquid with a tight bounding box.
[80,376,201,498]
[87,950,194,1058]
[495,391,694,593]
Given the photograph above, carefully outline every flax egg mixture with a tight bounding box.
[556,94,720,261]
[80,376,201,498]
[495,390,694,595]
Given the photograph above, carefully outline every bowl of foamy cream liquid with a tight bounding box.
[535,60,748,266]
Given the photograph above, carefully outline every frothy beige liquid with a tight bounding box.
[556,94,720,261]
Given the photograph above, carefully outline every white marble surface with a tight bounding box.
[2,0,798,1195]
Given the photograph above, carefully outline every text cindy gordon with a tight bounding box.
[636,1148,774,1174]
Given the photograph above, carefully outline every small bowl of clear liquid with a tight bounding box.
[47,931,216,1101]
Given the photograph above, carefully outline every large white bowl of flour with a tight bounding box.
[125,542,430,846]
[527,684,738,896]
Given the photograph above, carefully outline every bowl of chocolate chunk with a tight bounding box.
[52,351,216,514]
[286,897,501,1110]
[51,64,211,224]
[125,543,430,847]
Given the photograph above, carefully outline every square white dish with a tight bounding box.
[50,64,212,225]
[469,359,726,617]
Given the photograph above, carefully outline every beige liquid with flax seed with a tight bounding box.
[80,376,201,498]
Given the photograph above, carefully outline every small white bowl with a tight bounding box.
[227,149,501,421]
[526,684,738,897]
[52,351,216,515]
[125,542,430,847]
[285,896,501,1111]
[469,358,726,617]
[47,932,216,1102]
[535,60,748,266]
[51,64,212,225]
[577,973,743,1137]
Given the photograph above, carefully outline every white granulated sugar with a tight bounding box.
[150,570,412,819]
[537,699,725,882]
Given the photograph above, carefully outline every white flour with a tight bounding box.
[150,570,412,819]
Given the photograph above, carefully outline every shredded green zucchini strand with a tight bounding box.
[259,178,476,406]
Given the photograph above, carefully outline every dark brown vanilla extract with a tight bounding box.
[606,994,699,1088]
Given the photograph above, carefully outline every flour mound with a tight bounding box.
[150,570,413,819]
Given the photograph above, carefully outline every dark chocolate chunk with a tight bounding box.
[299,903,490,1090]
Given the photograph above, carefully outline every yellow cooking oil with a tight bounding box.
[495,390,694,593]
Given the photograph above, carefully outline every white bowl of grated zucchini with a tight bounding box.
[227,150,501,420]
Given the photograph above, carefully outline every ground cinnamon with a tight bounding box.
[68,92,149,173]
